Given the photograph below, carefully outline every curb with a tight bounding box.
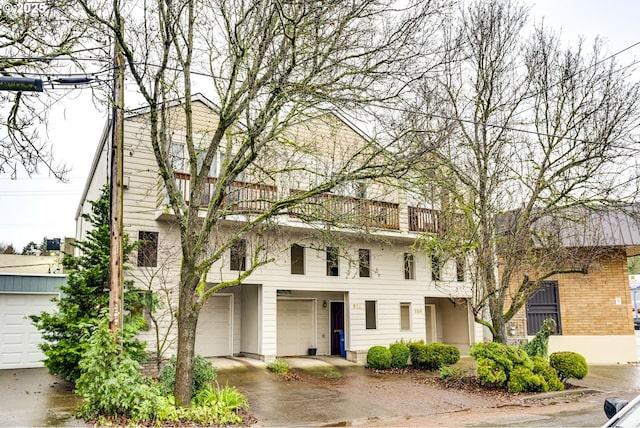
[520,388,601,402]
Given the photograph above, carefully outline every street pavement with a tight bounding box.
[2,335,640,427]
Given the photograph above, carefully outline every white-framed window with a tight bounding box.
[400,302,411,331]
[365,300,377,329]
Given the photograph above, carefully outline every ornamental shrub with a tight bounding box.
[159,355,217,398]
[409,342,460,370]
[531,356,564,391]
[550,351,588,382]
[471,342,535,390]
[389,343,410,369]
[367,346,392,369]
[75,320,163,422]
[507,366,548,393]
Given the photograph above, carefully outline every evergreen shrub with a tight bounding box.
[409,342,460,370]
[549,351,588,382]
[389,343,410,369]
[367,346,392,369]
[471,342,564,393]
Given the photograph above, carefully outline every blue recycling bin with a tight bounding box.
[339,330,346,357]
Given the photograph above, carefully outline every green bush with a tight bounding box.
[367,346,392,369]
[389,343,410,369]
[520,319,556,359]
[550,351,588,382]
[439,366,466,385]
[507,366,548,393]
[471,342,535,390]
[409,342,460,370]
[159,355,217,398]
[75,320,163,422]
[531,356,564,391]
[267,358,290,375]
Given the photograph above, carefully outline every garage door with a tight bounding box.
[195,295,232,357]
[277,299,315,356]
[0,293,57,369]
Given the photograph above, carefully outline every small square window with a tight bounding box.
[138,231,159,267]
[230,240,247,271]
[400,303,411,331]
[403,253,415,280]
[326,247,339,276]
[291,244,305,275]
[365,300,377,329]
[359,249,370,278]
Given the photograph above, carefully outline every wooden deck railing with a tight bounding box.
[289,191,400,230]
[408,206,446,233]
[173,172,277,213]
[168,173,443,233]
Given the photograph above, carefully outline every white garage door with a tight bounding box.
[0,293,57,369]
[277,299,315,356]
[195,295,232,357]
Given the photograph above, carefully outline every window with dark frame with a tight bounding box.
[359,248,371,278]
[431,255,441,281]
[138,231,159,267]
[403,253,415,280]
[230,239,247,271]
[291,244,305,275]
[326,246,339,276]
[456,256,465,282]
[365,300,377,329]
[525,280,562,334]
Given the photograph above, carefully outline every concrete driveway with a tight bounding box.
[3,355,640,427]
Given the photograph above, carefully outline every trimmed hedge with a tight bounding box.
[367,346,392,369]
[389,343,410,369]
[408,342,460,370]
[549,351,588,382]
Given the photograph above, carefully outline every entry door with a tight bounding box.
[425,304,436,343]
[330,301,344,355]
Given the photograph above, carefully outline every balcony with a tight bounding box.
[289,191,400,230]
[408,206,446,234]
[166,172,445,233]
[173,172,277,213]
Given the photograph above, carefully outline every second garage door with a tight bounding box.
[277,299,315,356]
[195,295,232,357]
[0,293,58,369]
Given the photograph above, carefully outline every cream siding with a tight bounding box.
[76,96,479,364]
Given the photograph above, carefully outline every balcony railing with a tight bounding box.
[168,173,444,233]
[408,206,446,234]
[174,172,277,213]
[289,191,400,230]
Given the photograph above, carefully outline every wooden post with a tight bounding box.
[109,23,125,334]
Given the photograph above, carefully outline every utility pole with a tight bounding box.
[109,14,125,334]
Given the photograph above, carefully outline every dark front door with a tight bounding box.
[330,301,345,356]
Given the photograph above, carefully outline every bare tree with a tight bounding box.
[0,2,93,179]
[411,0,640,343]
[129,237,179,373]
[75,0,445,405]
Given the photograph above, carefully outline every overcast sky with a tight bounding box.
[1,0,639,252]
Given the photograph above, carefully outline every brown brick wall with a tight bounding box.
[556,249,633,335]
[508,248,634,336]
